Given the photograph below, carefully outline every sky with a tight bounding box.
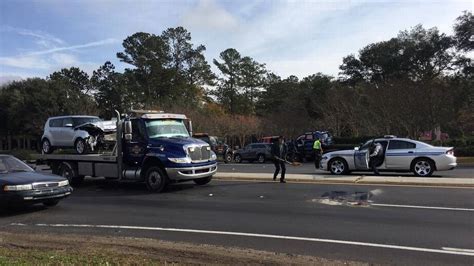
[0,0,472,85]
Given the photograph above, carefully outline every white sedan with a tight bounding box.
[320,136,457,177]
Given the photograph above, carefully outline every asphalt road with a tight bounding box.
[1,178,473,265]
[218,162,474,178]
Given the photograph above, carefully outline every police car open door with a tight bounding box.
[354,149,370,170]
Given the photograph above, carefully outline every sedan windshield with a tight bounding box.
[145,119,189,138]
[0,156,34,174]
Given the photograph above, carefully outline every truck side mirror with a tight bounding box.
[124,120,132,141]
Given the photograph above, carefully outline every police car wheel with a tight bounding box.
[145,167,167,192]
[412,159,434,177]
[329,158,348,175]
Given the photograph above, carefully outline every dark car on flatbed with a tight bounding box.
[0,155,73,208]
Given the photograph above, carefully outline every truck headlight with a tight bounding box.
[210,151,217,161]
[4,184,33,191]
[58,180,69,187]
[168,157,192,164]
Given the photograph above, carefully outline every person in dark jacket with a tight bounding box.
[271,136,288,183]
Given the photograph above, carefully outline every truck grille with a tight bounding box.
[187,145,211,162]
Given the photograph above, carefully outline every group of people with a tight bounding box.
[270,136,384,182]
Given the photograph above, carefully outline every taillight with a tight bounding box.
[446,149,454,155]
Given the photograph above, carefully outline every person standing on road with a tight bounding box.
[369,141,384,175]
[272,136,287,183]
[313,138,323,169]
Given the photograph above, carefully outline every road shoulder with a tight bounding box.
[0,231,365,265]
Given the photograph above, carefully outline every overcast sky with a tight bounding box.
[0,0,471,84]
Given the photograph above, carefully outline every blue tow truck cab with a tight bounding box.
[36,110,218,192]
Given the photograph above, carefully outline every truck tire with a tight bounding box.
[144,166,168,192]
[194,176,212,185]
[59,162,84,186]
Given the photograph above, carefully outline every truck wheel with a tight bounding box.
[74,138,88,154]
[234,154,242,163]
[59,162,83,186]
[43,200,59,207]
[194,176,212,185]
[145,167,167,192]
[42,139,54,154]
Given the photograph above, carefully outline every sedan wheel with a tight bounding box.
[413,159,434,177]
[329,158,348,175]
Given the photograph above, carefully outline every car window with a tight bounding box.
[255,144,265,149]
[62,117,73,127]
[388,140,416,150]
[49,118,62,127]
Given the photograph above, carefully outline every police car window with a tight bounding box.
[388,140,416,150]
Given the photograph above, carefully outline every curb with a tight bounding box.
[214,173,474,188]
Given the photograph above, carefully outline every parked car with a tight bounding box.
[319,136,457,177]
[296,131,333,160]
[0,155,73,208]
[41,115,116,154]
[234,143,272,163]
[193,133,233,163]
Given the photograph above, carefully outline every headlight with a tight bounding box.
[168,157,192,164]
[210,151,217,161]
[58,180,69,187]
[4,184,33,191]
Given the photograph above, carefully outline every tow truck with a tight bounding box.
[35,110,217,192]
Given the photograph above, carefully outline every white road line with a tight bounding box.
[9,223,474,257]
[442,247,474,253]
[371,203,474,212]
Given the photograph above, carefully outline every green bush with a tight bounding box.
[454,146,474,157]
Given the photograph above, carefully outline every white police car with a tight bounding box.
[320,136,457,177]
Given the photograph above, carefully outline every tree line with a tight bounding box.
[0,11,472,150]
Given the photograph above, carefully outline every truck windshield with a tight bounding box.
[145,119,189,138]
